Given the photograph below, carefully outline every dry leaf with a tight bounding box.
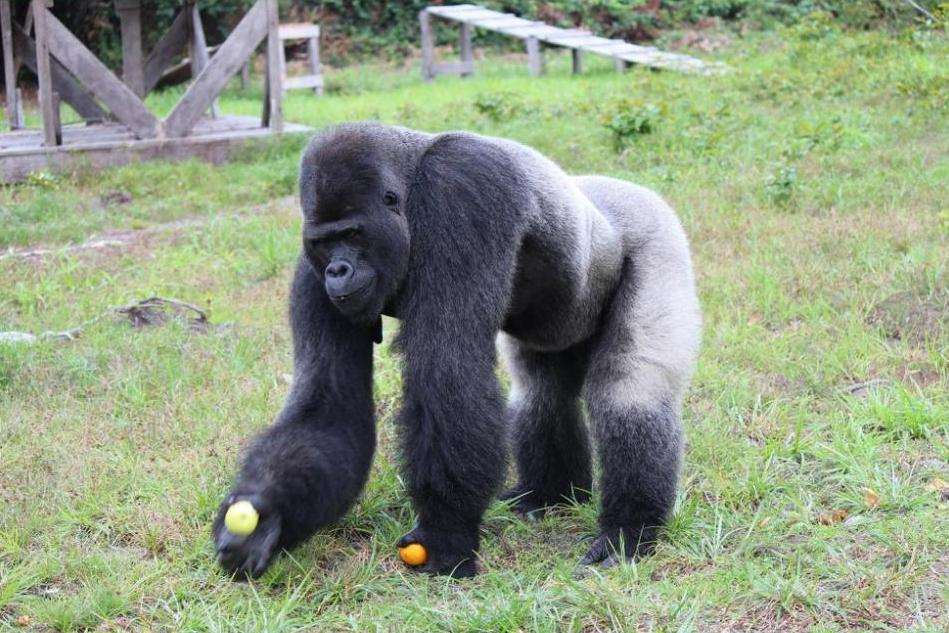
[817,509,848,525]
[16,615,31,627]
[863,487,880,508]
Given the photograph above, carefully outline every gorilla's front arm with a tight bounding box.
[213,258,377,577]
[392,134,529,576]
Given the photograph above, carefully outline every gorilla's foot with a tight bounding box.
[580,526,657,567]
[397,525,478,578]
[500,484,591,520]
[212,493,282,579]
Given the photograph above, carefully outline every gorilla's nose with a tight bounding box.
[325,260,355,296]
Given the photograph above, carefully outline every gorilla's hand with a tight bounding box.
[580,526,657,567]
[397,523,478,578]
[212,492,282,579]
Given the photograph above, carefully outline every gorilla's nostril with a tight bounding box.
[325,260,353,280]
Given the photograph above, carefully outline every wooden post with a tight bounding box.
[571,48,583,74]
[188,1,218,117]
[50,90,61,144]
[32,0,58,145]
[1,0,19,128]
[458,22,473,77]
[614,58,628,72]
[526,36,543,76]
[115,0,145,97]
[307,30,321,94]
[419,9,434,80]
[263,0,282,131]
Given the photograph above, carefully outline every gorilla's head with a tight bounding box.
[298,125,416,326]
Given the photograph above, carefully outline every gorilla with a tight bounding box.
[213,122,700,578]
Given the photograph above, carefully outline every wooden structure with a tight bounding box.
[420,3,722,79]
[0,0,309,183]
[278,22,323,95]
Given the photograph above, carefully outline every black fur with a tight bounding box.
[213,123,699,578]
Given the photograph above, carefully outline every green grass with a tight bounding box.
[1,25,947,631]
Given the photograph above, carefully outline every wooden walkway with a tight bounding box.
[420,3,722,79]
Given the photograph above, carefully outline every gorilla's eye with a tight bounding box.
[383,191,399,207]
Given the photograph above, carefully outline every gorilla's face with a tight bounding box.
[299,143,411,326]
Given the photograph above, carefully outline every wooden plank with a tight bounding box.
[503,25,561,38]
[1,0,17,128]
[419,9,435,80]
[546,36,612,48]
[278,23,320,40]
[440,10,504,23]
[116,0,145,97]
[431,60,474,76]
[263,0,282,132]
[471,18,533,30]
[43,9,158,138]
[13,24,107,122]
[426,5,483,17]
[165,0,268,137]
[32,0,57,145]
[581,42,644,54]
[284,74,323,90]
[142,8,189,95]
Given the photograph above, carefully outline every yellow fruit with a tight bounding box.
[224,500,259,536]
[398,543,428,566]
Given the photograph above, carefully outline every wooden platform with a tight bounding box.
[0,115,310,182]
[421,3,724,79]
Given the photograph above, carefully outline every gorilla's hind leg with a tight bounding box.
[500,339,592,518]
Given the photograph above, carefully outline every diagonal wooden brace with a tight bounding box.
[142,8,190,96]
[41,7,158,138]
[164,0,268,138]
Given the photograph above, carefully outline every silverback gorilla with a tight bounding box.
[213,122,701,578]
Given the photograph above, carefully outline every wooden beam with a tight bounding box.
[116,0,144,96]
[142,8,189,95]
[32,0,57,145]
[306,31,321,95]
[278,23,320,40]
[165,0,268,138]
[13,24,107,122]
[1,0,18,128]
[263,0,282,132]
[571,48,582,74]
[42,8,158,138]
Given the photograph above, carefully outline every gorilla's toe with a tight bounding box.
[212,496,282,579]
[397,525,479,578]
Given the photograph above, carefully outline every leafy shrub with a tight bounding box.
[601,100,660,151]
[473,91,526,122]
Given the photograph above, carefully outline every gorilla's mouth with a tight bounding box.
[329,280,373,304]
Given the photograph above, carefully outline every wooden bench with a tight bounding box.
[277,22,323,95]
[419,3,722,80]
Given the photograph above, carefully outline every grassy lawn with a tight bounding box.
[1,23,947,632]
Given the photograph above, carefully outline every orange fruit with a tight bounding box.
[398,543,428,566]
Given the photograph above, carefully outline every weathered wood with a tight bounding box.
[1,0,18,128]
[571,48,582,74]
[43,9,158,138]
[32,0,57,145]
[0,115,310,183]
[614,57,628,72]
[307,34,322,94]
[284,74,322,90]
[188,2,218,118]
[50,90,61,144]
[116,0,145,96]
[421,2,718,75]
[165,0,268,137]
[142,8,189,95]
[419,9,435,81]
[526,36,543,76]
[278,23,320,40]
[240,61,250,89]
[13,24,107,122]
[458,22,473,77]
[263,0,282,132]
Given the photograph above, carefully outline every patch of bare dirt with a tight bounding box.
[867,289,947,345]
